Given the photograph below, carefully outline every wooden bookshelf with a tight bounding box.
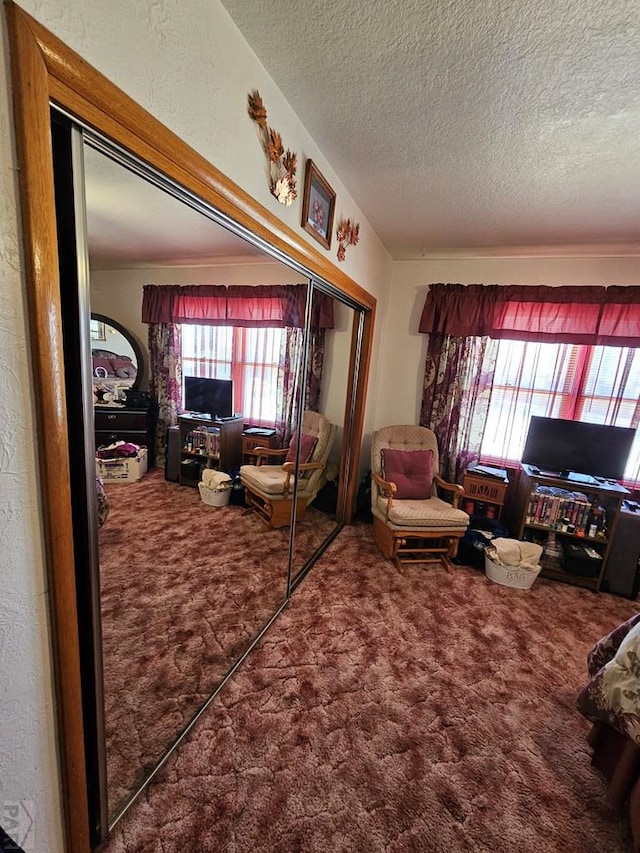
[512,464,629,591]
[178,414,243,487]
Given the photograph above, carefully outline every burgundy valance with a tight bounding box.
[141,284,334,329]
[419,284,640,345]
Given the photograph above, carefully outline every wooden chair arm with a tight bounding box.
[255,446,288,466]
[372,471,397,496]
[372,471,397,518]
[433,474,464,508]
[278,460,324,497]
[288,460,324,473]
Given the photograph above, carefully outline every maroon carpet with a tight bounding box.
[101,522,638,852]
[98,469,336,816]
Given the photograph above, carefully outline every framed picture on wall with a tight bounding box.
[301,159,336,250]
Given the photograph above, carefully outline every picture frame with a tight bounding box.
[301,159,336,249]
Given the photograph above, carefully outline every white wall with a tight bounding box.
[377,256,640,429]
[0,2,390,850]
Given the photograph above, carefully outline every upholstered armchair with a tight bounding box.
[371,425,469,572]
[240,411,337,528]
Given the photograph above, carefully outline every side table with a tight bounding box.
[461,465,509,521]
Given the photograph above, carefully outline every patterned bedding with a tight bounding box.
[92,348,136,379]
[577,614,640,745]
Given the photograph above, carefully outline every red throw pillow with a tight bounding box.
[285,431,318,463]
[381,448,434,499]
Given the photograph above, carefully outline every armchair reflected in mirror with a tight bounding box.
[240,410,337,528]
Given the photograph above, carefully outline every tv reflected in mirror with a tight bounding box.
[183,376,233,419]
[521,416,636,483]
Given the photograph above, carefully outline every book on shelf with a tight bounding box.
[525,484,604,537]
[186,428,220,456]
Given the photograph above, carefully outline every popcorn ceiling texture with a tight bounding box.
[222,0,640,258]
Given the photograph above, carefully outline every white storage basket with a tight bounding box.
[484,554,541,590]
[95,447,148,483]
[198,481,231,507]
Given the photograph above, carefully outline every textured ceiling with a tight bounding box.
[221,0,640,258]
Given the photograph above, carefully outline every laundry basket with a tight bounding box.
[484,553,541,590]
[198,469,232,507]
[484,538,543,590]
[198,482,231,507]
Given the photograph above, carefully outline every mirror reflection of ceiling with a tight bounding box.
[84,145,269,269]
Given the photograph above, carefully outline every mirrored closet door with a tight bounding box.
[77,138,311,824]
[288,285,365,588]
[54,119,373,840]
[8,6,376,848]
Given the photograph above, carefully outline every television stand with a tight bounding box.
[178,413,243,487]
[513,464,629,592]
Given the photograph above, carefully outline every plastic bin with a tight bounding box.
[96,448,148,483]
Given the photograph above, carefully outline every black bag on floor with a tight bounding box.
[455,516,510,569]
[229,473,247,507]
[354,470,373,523]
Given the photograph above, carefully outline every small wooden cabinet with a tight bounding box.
[178,414,244,486]
[94,405,157,466]
[461,465,509,521]
[512,464,629,591]
[242,429,280,463]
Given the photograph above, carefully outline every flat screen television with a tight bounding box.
[183,376,233,419]
[521,416,636,483]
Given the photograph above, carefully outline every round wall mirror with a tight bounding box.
[91,313,144,394]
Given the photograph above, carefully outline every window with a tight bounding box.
[181,325,284,426]
[480,341,640,485]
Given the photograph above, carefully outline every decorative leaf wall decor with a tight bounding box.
[336,217,360,262]
[248,90,297,206]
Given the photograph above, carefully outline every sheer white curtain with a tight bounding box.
[181,324,284,426]
[480,340,640,485]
